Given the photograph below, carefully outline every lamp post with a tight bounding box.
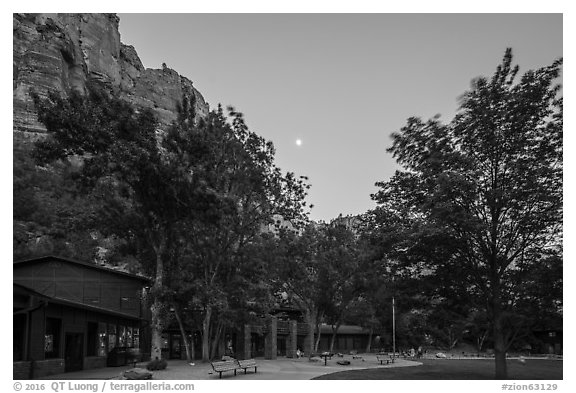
[392,295,396,363]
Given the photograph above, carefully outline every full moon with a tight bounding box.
[296,139,302,146]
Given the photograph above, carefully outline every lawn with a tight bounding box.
[313,359,563,380]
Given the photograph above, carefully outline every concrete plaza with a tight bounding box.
[37,354,420,380]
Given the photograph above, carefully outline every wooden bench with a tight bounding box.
[376,355,391,365]
[211,360,239,379]
[237,359,258,374]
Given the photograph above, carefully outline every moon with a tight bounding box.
[296,139,302,146]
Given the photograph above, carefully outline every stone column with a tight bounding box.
[237,325,251,360]
[286,320,297,358]
[264,316,277,360]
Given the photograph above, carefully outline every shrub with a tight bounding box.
[146,358,167,371]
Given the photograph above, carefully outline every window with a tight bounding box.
[87,322,98,356]
[161,333,169,350]
[108,324,117,351]
[119,326,127,346]
[133,328,140,349]
[45,318,61,358]
[98,323,107,356]
[127,327,133,347]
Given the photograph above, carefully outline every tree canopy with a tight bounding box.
[31,81,311,361]
[371,48,562,378]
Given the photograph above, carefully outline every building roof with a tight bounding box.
[14,282,144,321]
[13,255,151,283]
[319,324,371,335]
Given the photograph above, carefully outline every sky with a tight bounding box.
[117,13,562,222]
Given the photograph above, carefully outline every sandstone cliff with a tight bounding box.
[13,13,209,142]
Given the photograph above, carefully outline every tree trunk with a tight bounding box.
[366,326,374,353]
[173,305,192,362]
[210,320,223,360]
[477,330,488,354]
[314,328,321,353]
[202,306,212,362]
[150,239,166,360]
[304,309,316,357]
[492,276,508,379]
[329,323,341,353]
[313,310,323,352]
[190,331,195,362]
[150,300,164,360]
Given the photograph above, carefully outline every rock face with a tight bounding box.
[13,13,209,142]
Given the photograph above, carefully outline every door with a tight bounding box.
[277,336,286,356]
[171,334,182,359]
[64,333,84,372]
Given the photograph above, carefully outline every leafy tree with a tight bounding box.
[32,82,222,360]
[372,49,562,378]
[32,83,310,363]
[318,221,364,352]
[164,105,309,361]
[269,225,325,356]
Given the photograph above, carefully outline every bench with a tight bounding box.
[126,348,143,368]
[349,350,363,360]
[237,359,258,374]
[376,355,391,365]
[211,360,239,379]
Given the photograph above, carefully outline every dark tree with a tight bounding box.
[372,49,562,378]
[32,83,222,360]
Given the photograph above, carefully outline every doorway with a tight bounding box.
[64,333,84,372]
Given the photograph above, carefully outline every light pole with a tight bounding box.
[392,295,396,363]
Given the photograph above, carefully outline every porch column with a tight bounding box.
[264,316,277,360]
[236,325,251,360]
[286,320,297,358]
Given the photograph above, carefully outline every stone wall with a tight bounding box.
[32,358,65,378]
[13,13,209,139]
[83,356,106,370]
[13,361,32,380]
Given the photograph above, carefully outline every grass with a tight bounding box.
[313,358,563,380]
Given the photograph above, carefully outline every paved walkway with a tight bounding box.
[37,354,421,380]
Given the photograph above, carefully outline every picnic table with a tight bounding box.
[319,352,333,366]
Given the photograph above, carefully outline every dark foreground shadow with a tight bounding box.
[313,359,563,380]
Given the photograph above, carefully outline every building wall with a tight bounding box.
[318,334,368,352]
[28,307,46,361]
[14,257,150,378]
[14,259,145,319]
[18,301,143,378]
[83,356,107,370]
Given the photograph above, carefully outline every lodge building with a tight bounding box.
[13,256,151,379]
[13,256,374,379]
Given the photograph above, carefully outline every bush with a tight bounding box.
[146,359,167,371]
